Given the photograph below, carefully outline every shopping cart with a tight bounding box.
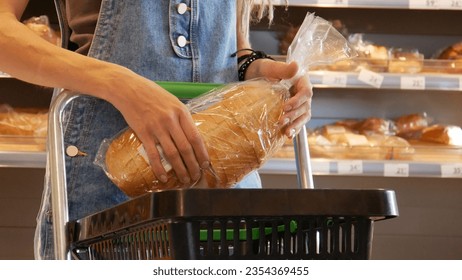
[48,83,398,260]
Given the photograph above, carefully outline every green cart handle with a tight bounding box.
[156,81,222,99]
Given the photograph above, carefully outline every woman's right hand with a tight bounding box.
[108,72,210,186]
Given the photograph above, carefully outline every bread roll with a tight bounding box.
[420,125,462,146]
[395,113,428,139]
[0,110,48,137]
[104,79,289,197]
[353,117,395,135]
[437,42,462,60]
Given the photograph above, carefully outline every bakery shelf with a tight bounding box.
[0,151,46,168]
[273,0,462,10]
[271,55,462,91]
[261,157,462,178]
[310,70,462,91]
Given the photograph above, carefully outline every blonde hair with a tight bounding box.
[239,0,288,43]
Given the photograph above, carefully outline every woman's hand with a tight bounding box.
[245,59,313,138]
[108,71,209,186]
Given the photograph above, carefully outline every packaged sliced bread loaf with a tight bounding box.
[100,79,290,196]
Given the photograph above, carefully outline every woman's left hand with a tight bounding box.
[245,59,313,138]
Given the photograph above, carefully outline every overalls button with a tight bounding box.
[177,3,188,14]
[66,145,87,157]
[177,35,188,47]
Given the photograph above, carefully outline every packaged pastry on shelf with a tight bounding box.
[0,104,48,138]
[387,48,424,74]
[394,112,430,139]
[366,134,413,160]
[307,132,346,159]
[348,34,389,72]
[0,104,48,151]
[427,42,462,74]
[419,124,462,146]
[436,42,462,60]
[23,15,60,46]
[353,117,396,136]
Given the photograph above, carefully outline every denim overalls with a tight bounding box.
[35,0,261,259]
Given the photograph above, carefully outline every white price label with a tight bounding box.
[317,0,349,6]
[358,68,384,88]
[322,74,347,87]
[441,164,462,177]
[384,163,409,177]
[312,161,330,174]
[440,0,462,9]
[459,77,462,91]
[337,160,363,174]
[401,76,426,90]
[409,0,441,9]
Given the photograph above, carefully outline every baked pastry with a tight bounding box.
[0,109,48,137]
[353,117,395,135]
[366,134,413,160]
[420,124,462,146]
[23,16,60,45]
[437,42,462,60]
[104,79,289,197]
[395,113,429,139]
[388,48,424,74]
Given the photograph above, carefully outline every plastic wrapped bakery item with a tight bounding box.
[365,134,413,160]
[0,104,48,137]
[394,112,430,139]
[348,34,388,72]
[99,79,290,196]
[429,42,462,74]
[23,15,60,46]
[388,48,424,74]
[0,104,48,151]
[419,124,462,146]
[352,117,396,136]
[436,42,462,60]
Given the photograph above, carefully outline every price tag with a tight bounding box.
[401,76,426,90]
[440,0,462,9]
[322,73,347,87]
[409,0,441,9]
[317,0,349,6]
[441,164,462,177]
[358,68,384,88]
[337,160,363,174]
[384,163,409,177]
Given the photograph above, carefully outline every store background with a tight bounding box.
[1,0,461,259]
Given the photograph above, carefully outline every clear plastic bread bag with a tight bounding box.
[95,13,356,197]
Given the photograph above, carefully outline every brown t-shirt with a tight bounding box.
[65,0,101,55]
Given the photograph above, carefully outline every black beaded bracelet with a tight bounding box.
[231,48,274,81]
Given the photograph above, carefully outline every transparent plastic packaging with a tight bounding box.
[0,104,48,137]
[96,13,355,197]
[0,104,48,151]
[23,15,60,46]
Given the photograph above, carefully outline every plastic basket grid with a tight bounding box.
[72,215,372,260]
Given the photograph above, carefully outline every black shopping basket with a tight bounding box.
[48,83,398,260]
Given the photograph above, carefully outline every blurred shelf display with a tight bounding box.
[262,157,462,178]
[273,0,462,10]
